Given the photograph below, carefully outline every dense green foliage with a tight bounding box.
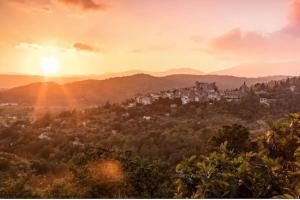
[211,124,257,153]
[176,113,300,198]
[0,77,299,198]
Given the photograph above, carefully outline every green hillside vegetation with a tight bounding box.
[0,77,299,198]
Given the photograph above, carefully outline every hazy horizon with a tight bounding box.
[0,64,297,78]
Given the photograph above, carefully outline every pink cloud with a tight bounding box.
[210,28,300,60]
[209,0,300,61]
[275,24,300,37]
[210,28,271,57]
[288,0,300,24]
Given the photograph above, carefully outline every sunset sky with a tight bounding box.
[0,0,300,76]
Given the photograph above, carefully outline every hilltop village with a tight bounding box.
[0,77,298,128]
[131,80,298,107]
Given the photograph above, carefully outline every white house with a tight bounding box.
[72,137,85,148]
[143,116,151,120]
[38,132,51,140]
[127,102,137,108]
[181,96,190,104]
[136,96,152,105]
[260,98,270,106]
[150,93,160,101]
[224,90,241,102]
[290,85,296,92]
[208,91,221,101]
[0,103,18,107]
[170,104,177,108]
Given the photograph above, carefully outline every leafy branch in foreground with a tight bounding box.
[176,113,300,198]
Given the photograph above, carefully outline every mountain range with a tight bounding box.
[0,68,204,89]
[1,61,300,89]
[211,62,300,77]
[0,61,299,106]
[0,74,287,106]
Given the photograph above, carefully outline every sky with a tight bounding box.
[0,0,300,76]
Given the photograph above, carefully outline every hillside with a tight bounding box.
[0,84,299,198]
[0,68,204,89]
[0,74,288,106]
[2,63,297,89]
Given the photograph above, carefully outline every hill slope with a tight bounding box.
[0,68,204,89]
[0,74,287,106]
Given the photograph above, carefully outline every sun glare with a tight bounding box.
[40,56,60,75]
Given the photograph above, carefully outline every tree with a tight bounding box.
[211,124,256,153]
[176,113,300,198]
[263,113,300,198]
[175,142,282,198]
[67,147,174,198]
[238,91,261,120]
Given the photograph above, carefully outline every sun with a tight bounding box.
[40,56,60,75]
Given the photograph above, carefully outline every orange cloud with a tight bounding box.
[7,0,107,12]
[7,0,53,14]
[15,41,100,54]
[73,42,99,53]
[56,0,107,11]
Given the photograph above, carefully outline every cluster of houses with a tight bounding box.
[0,103,18,107]
[130,81,251,106]
[255,84,298,106]
[129,81,298,107]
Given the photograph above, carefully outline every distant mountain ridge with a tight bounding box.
[0,74,288,106]
[211,62,300,77]
[1,62,299,89]
[0,68,204,89]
